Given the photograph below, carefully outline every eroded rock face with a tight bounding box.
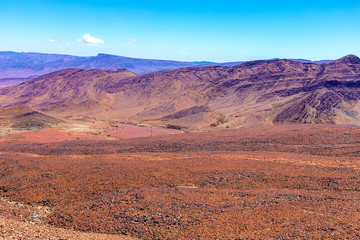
[1,55,360,129]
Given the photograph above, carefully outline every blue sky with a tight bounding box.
[1,0,360,62]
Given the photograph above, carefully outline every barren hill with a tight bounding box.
[1,55,360,129]
[0,68,137,116]
[0,105,65,130]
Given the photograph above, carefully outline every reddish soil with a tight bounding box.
[1,123,180,143]
[0,197,133,239]
[0,124,360,239]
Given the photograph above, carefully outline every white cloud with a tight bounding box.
[78,34,104,46]
[180,51,188,55]
[48,39,70,48]
[127,38,137,44]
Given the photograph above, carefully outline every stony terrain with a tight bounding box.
[0,197,133,239]
[0,55,359,129]
[0,124,359,239]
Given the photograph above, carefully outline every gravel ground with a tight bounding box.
[0,198,134,240]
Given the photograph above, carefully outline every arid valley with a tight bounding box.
[0,51,360,238]
[4,0,360,238]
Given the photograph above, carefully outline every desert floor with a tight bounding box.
[0,124,359,239]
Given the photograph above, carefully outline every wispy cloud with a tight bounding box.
[127,38,137,45]
[78,34,104,46]
[48,39,70,48]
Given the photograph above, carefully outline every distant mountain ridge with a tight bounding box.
[0,51,331,84]
[0,51,222,80]
[0,54,359,130]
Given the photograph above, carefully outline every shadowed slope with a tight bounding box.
[0,105,65,129]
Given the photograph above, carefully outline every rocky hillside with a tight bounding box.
[0,68,137,115]
[0,105,65,130]
[0,55,359,129]
[109,54,360,128]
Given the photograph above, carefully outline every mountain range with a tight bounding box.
[0,54,359,130]
[0,51,239,81]
[0,51,332,87]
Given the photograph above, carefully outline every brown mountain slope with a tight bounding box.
[109,54,360,128]
[0,105,65,129]
[0,68,137,116]
[0,55,360,129]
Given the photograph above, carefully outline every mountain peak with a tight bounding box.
[333,54,360,64]
[96,53,113,57]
